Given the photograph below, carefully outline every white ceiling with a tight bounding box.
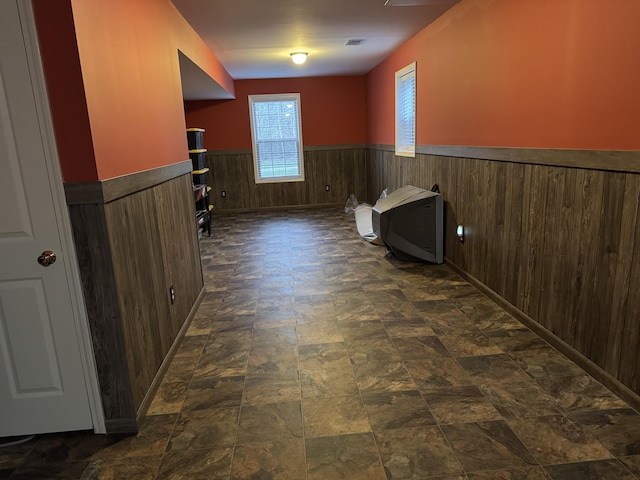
[173,0,459,98]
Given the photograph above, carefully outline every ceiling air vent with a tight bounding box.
[346,39,364,46]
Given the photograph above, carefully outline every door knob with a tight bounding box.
[37,250,57,267]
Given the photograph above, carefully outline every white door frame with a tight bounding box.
[18,0,105,434]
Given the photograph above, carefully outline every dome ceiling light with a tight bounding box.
[290,51,308,66]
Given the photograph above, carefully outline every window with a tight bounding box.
[248,93,305,183]
[395,62,416,157]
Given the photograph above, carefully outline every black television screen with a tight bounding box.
[372,185,443,264]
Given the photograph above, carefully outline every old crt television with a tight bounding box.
[372,185,443,264]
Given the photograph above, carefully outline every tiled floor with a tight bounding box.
[3,207,640,479]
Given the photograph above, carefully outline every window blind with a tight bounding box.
[395,63,416,157]
[249,94,304,183]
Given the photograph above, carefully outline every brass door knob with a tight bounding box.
[37,250,57,267]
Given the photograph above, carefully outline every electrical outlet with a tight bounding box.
[221,190,227,198]
[324,185,330,192]
[169,285,175,305]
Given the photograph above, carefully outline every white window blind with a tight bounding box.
[249,93,305,183]
[395,62,416,157]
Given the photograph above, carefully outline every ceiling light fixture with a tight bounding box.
[290,52,308,66]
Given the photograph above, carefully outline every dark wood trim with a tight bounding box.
[211,203,344,214]
[367,143,640,174]
[101,160,192,202]
[206,144,367,157]
[304,144,366,152]
[418,145,640,173]
[64,160,192,205]
[63,181,105,205]
[104,418,138,435]
[136,286,205,423]
[368,144,395,153]
[445,259,640,413]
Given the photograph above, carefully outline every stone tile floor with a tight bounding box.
[2,208,640,479]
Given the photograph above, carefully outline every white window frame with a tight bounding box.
[395,62,416,157]
[248,93,305,184]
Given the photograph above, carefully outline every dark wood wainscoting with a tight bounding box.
[66,162,203,433]
[367,147,640,403]
[206,146,367,211]
[68,205,136,428]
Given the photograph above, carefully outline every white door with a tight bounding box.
[0,0,98,435]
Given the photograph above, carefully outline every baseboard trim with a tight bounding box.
[212,203,344,214]
[135,286,206,424]
[104,418,138,435]
[445,259,640,413]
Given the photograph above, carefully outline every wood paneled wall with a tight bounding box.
[367,147,640,398]
[68,205,136,429]
[206,146,367,211]
[67,166,203,432]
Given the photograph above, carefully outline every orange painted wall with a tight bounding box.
[33,0,234,181]
[367,0,640,150]
[185,77,367,150]
[32,1,97,182]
